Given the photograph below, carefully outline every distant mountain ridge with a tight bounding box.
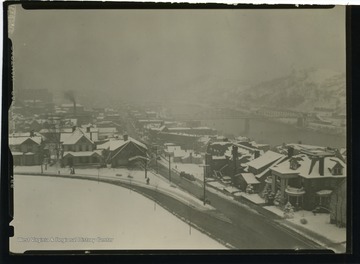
[180,68,346,114]
[238,68,346,114]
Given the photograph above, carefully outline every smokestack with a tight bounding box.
[254,150,260,159]
[72,126,76,132]
[64,90,76,117]
[123,134,128,141]
[73,101,77,117]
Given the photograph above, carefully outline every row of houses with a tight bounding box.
[10,128,148,168]
[203,138,346,226]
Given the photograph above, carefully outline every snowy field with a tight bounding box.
[11,175,227,253]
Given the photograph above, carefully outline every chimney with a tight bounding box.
[288,146,294,158]
[73,101,77,117]
[254,150,260,159]
[319,157,324,176]
[30,130,35,137]
[123,134,128,141]
[86,127,90,133]
[72,126,76,132]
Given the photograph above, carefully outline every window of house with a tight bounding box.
[332,167,342,175]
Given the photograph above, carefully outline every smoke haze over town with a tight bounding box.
[11,6,345,106]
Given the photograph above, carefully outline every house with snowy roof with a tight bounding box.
[270,154,346,210]
[236,151,287,193]
[60,128,102,167]
[98,135,148,167]
[9,136,43,165]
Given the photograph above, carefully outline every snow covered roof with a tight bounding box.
[99,137,147,152]
[240,173,260,185]
[166,145,182,153]
[9,136,42,146]
[63,151,102,157]
[60,129,93,145]
[98,127,117,133]
[316,190,333,196]
[271,155,346,179]
[12,152,25,156]
[223,186,241,194]
[210,141,232,146]
[173,149,187,158]
[246,151,285,170]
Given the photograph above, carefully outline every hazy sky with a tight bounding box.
[10,6,345,104]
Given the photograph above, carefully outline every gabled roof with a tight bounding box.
[60,129,93,145]
[246,151,285,170]
[63,151,101,157]
[98,137,147,153]
[9,136,42,146]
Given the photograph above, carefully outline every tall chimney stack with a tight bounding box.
[123,134,128,141]
[73,101,77,117]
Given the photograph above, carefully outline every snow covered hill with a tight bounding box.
[237,68,346,114]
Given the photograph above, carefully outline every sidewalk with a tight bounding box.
[237,192,346,253]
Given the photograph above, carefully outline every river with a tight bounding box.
[163,102,346,149]
[201,118,346,149]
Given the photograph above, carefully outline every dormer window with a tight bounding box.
[329,159,344,176]
[332,167,343,175]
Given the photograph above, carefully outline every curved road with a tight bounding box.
[16,171,323,251]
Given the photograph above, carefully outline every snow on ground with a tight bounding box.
[11,175,227,253]
[264,205,346,244]
[172,163,204,181]
[241,193,266,205]
[207,181,227,190]
[14,166,214,211]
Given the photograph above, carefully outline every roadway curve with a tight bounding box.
[15,172,323,251]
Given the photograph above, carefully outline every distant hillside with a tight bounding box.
[236,68,346,114]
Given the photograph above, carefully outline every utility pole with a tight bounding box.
[168,154,171,183]
[145,160,148,179]
[200,164,209,205]
[155,146,158,174]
